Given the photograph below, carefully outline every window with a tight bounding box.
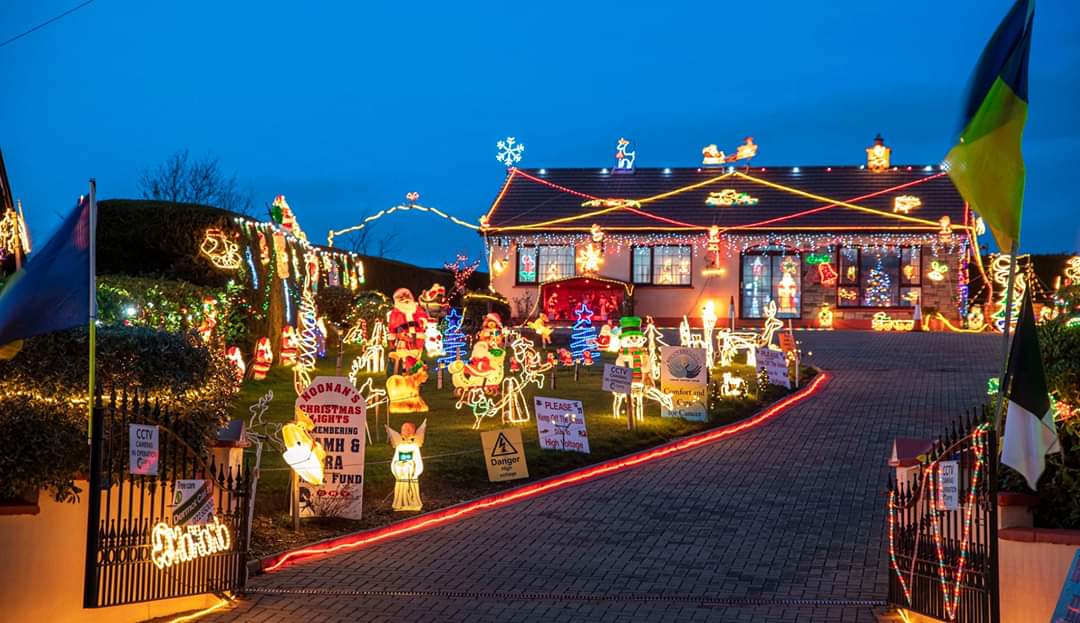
[630,245,692,286]
[517,245,575,284]
[631,247,652,284]
[740,248,801,319]
[517,245,538,284]
[836,246,922,308]
[538,246,575,282]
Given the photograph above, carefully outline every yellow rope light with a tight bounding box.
[731,171,943,227]
[492,202,637,231]
[637,171,734,204]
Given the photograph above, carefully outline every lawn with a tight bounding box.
[236,344,810,558]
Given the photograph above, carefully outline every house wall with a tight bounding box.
[999,535,1078,623]
[490,237,965,327]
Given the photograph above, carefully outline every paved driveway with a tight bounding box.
[204,332,1000,623]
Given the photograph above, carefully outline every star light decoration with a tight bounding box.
[496,136,525,167]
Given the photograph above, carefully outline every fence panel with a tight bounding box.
[887,406,998,623]
[83,390,249,608]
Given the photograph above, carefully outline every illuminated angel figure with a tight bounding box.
[387,420,427,512]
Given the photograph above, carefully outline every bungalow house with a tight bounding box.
[480,138,975,329]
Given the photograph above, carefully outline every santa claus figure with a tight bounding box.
[280,326,298,366]
[252,337,273,380]
[387,288,430,362]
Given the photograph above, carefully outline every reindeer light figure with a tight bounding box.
[715,300,784,368]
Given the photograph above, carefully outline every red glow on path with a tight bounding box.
[262,372,830,572]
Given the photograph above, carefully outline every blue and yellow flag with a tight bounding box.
[944,0,1034,252]
[0,196,93,358]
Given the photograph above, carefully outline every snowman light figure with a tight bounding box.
[613,316,651,420]
[386,420,428,512]
[424,324,445,358]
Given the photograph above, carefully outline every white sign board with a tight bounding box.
[660,346,708,422]
[129,423,159,476]
[534,396,589,454]
[173,479,214,526]
[602,363,632,394]
[295,376,367,519]
[755,347,791,389]
[937,460,959,511]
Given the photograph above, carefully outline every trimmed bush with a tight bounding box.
[0,326,239,501]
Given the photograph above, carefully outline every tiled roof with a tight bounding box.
[483,166,966,233]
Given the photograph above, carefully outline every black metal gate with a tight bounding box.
[83,391,250,608]
[886,406,999,623]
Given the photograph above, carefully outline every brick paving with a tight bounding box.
[204,332,999,623]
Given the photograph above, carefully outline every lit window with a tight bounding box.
[631,246,691,286]
[740,248,801,319]
[517,245,538,284]
[836,246,921,308]
[537,246,576,282]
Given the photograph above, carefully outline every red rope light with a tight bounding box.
[262,372,829,573]
[505,170,949,232]
[511,169,601,201]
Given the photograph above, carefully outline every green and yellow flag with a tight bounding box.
[944,0,1034,252]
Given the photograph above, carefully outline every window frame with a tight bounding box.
[835,245,924,309]
[515,244,539,285]
[629,244,693,287]
[738,248,803,320]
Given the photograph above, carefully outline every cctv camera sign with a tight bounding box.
[129,423,159,476]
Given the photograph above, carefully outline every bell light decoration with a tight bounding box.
[387,420,427,511]
[281,410,326,485]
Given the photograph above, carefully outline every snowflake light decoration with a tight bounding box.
[496,136,525,167]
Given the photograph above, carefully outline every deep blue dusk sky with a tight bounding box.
[2,1,1077,266]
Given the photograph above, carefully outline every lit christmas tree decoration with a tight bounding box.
[437,308,468,367]
[863,255,892,306]
[569,303,600,364]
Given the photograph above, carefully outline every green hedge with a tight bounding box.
[1000,320,1080,528]
[0,326,239,502]
[97,199,237,286]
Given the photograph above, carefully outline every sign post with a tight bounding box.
[295,376,367,520]
[480,428,529,482]
[755,347,791,389]
[660,346,708,422]
[128,423,159,476]
[534,397,589,454]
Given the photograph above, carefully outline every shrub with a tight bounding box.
[0,326,239,502]
[999,321,1080,528]
[0,396,85,502]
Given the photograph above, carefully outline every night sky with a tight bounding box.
[2,0,1077,266]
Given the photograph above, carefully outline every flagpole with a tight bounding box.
[88,179,97,440]
[994,240,1020,432]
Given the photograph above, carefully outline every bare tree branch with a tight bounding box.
[137,149,255,216]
